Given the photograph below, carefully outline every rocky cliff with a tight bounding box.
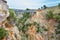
[0,0,21,40]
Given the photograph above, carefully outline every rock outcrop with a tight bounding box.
[0,0,21,40]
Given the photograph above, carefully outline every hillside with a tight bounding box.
[0,0,60,40]
[15,5,60,40]
[9,5,60,40]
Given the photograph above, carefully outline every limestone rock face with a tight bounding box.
[0,0,21,40]
[0,0,9,24]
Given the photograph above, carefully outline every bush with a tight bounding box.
[16,12,31,32]
[46,10,54,20]
[55,24,60,34]
[7,9,17,22]
[56,31,60,34]
[56,24,60,29]
[36,26,41,33]
[54,13,60,22]
[0,27,7,39]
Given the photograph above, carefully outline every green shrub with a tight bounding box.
[0,27,7,39]
[7,9,17,22]
[56,24,60,29]
[56,31,60,34]
[46,10,54,20]
[16,12,31,32]
[54,13,60,22]
[36,26,41,33]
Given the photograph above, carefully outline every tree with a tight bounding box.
[43,5,47,9]
[58,3,60,9]
[26,8,30,10]
[41,7,43,9]
[38,8,40,10]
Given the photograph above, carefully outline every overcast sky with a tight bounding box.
[6,0,60,9]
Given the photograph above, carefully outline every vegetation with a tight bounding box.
[56,24,60,29]
[16,12,41,33]
[38,8,40,10]
[43,5,47,9]
[16,12,31,32]
[14,12,42,40]
[46,10,60,22]
[9,9,16,19]
[26,8,30,10]
[58,3,60,9]
[46,10,60,40]
[29,22,41,33]
[7,9,17,22]
[56,30,60,34]
[0,27,7,39]
[46,10,54,20]
[55,24,60,34]
[54,13,60,22]
[8,6,60,40]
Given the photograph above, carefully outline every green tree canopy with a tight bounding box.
[26,8,30,10]
[43,5,47,9]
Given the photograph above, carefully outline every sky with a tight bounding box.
[6,0,60,9]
